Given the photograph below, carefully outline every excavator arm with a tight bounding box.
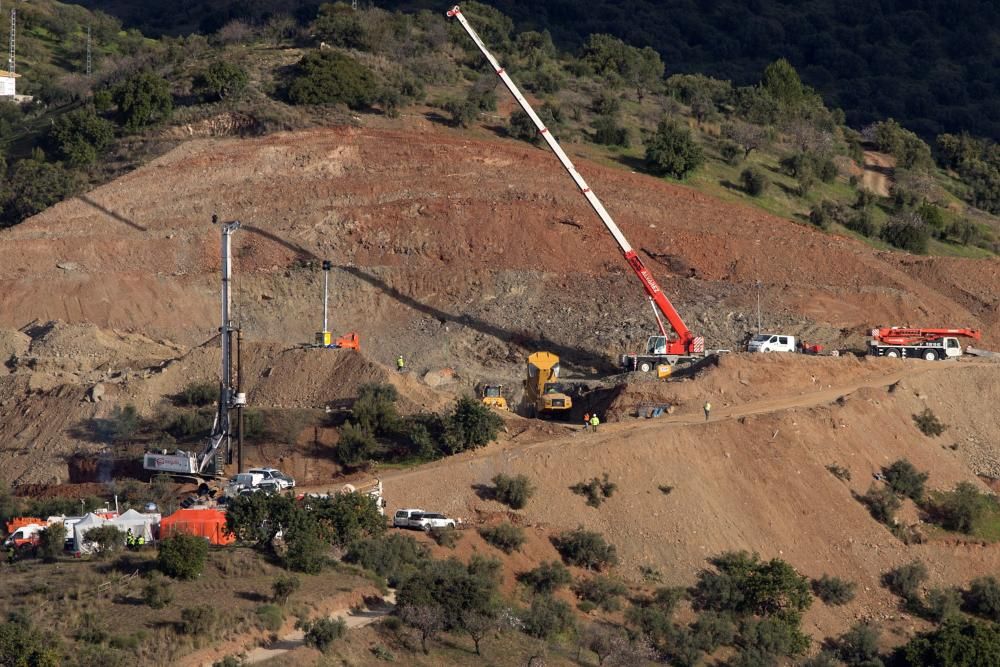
[447,6,702,357]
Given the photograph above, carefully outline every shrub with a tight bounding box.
[193,61,248,101]
[881,213,930,253]
[142,575,174,609]
[845,209,877,237]
[929,482,993,534]
[740,166,769,196]
[883,560,927,602]
[719,139,743,165]
[46,107,115,166]
[835,622,882,666]
[645,120,704,179]
[397,604,444,654]
[913,408,945,437]
[898,618,1000,666]
[158,533,209,580]
[593,114,629,147]
[491,473,534,509]
[692,611,736,652]
[111,71,173,132]
[85,525,126,555]
[570,473,616,508]
[965,577,1000,621]
[178,382,216,407]
[574,575,628,612]
[812,575,856,605]
[288,51,378,108]
[397,557,500,630]
[302,617,346,652]
[861,484,901,524]
[313,2,368,49]
[738,612,811,658]
[826,464,851,481]
[552,528,618,571]
[443,98,479,128]
[283,516,329,574]
[0,618,63,665]
[508,104,561,145]
[443,396,503,454]
[351,383,400,434]
[517,561,572,594]
[429,526,459,548]
[335,422,377,469]
[522,594,575,639]
[344,533,429,587]
[272,574,300,605]
[0,157,78,227]
[692,551,812,618]
[883,459,929,501]
[180,605,218,636]
[255,604,284,632]
[479,523,525,554]
[37,523,67,562]
[926,587,963,622]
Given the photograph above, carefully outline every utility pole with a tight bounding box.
[756,280,762,333]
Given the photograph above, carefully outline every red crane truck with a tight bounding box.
[868,327,981,360]
[448,6,705,373]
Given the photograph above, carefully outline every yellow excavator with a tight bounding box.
[480,384,510,411]
[525,352,573,418]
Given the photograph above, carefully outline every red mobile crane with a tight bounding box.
[869,327,981,360]
[447,6,705,373]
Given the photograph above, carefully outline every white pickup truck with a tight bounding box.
[393,509,456,531]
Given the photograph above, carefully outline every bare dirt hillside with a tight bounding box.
[0,125,995,387]
[379,357,1000,640]
[862,150,895,197]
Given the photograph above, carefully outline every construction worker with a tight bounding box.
[590,413,600,433]
[126,529,135,550]
[396,355,405,372]
[583,413,590,431]
[704,401,712,422]
[136,534,146,549]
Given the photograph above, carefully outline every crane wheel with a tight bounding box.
[923,350,938,361]
[886,350,899,358]
[639,362,652,373]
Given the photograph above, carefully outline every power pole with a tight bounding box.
[86,25,92,76]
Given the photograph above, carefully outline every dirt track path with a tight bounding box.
[242,591,396,664]
[301,360,977,495]
[861,150,895,196]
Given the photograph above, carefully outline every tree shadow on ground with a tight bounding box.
[611,154,649,174]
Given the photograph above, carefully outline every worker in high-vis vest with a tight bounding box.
[589,413,600,433]
[704,401,712,421]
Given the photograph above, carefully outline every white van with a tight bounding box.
[747,334,797,353]
[227,472,265,494]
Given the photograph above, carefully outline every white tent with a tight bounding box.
[109,509,159,543]
[72,512,111,554]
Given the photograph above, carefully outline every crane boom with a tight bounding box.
[447,5,702,356]
[872,327,981,345]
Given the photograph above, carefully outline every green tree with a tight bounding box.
[1,158,77,227]
[36,523,67,562]
[301,617,346,652]
[158,533,209,580]
[883,560,927,602]
[835,622,882,666]
[335,422,377,468]
[344,533,429,587]
[881,213,930,253]
[740,166,770,196]
[46,107,115,166]
[573,575,627,611]
[478,523,525,554]
[397,557,500,630]
[517,561,572,594]
[883,459,929,501]
[313,2,368,50]
[593,114,629,147]
[552,527,618,571]
[900,618,1000,666]
[812,575,856,606]
[288,51,378,108]
[283,514,328,574]
[310,490,385,548]
[691,551,812,618]
[443,396,503,454]
[931,481,992,534]
[861,483,901,524]
[522,594,575,639]
[491,473,534,509]
[272,574,300,605]
[644,120,704,179]
[581,34,664,99]
[965,577,1000,621]
[142,574,174,609]
[111,71,173,132]
[193,61,249,101]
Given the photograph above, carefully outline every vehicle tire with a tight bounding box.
[923,350,938,361]
[639,361,652,373]
[885,350,899,358]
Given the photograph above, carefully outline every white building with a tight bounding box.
[0,69,17,97]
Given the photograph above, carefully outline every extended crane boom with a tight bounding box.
[447,5,703,361]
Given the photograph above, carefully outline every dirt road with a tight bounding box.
[862,150,895,196]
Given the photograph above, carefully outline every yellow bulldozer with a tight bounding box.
[480,384,510,411]
[525,351,573,418]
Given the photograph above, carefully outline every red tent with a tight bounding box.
[159,508,234,545]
